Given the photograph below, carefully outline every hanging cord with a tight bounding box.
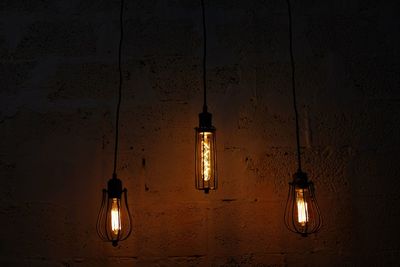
[286,0,302,172]
[113,0,124,176]
[201,0,207,112]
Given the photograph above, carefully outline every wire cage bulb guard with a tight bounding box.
[195,110,217,193]
[284,171,322,236]
[97,174,132,247]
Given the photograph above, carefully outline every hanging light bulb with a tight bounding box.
[195,109,217,193]
[283,0,321,236]
[96,0,132,246]
[284,171,321,236]
[97,174,132,246]
[195,0,217,193]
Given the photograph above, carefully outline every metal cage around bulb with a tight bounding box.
[195,111,217,193]
[284,171,322,236]
[97,175,132,246]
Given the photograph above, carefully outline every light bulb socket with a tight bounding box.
[108,175,123,199]
[292,170,309,188]
[198,110,214,129]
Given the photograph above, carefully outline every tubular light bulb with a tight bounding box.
[200,132,212,181]
[296,189,309,226]
[111,198,121,236]
[195,110,217,193]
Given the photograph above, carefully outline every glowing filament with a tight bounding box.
[200,132,212,181]
[296,189,309,226]
[111,198,121,235]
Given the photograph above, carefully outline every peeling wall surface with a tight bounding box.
[1,0,400,266]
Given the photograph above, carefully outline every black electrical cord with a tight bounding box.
[201,0,207,112]
[113,0,124,176]
[286,0,302,172]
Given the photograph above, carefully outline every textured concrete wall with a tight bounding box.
[1,0,400,266]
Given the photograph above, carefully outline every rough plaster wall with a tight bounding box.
[1,0,399,266]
